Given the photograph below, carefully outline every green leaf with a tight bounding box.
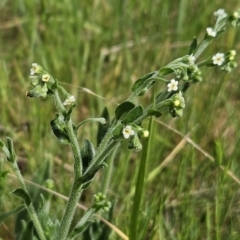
[0,141,10,162]
[82,203,114,240]
[189,37,197,55]
[81,139,96,173]
[111,124,123,140]
[97,107,110,146]
[0,204,25,223]
[123,106,144,124]
[159,67,174,76]
[50,114,70,145]
[6,137,16,163]
[80,165,105,190]
[0,139,4,147]
[11,188,31,206]
[115,101,135,120]
[147,109,162,118]
[19,220,34,240]
[64,103,76,121]
[131,72,156,96]
[0,169,8,202]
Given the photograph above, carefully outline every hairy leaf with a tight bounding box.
[11,188,31,206]
[97,107,110,146]
[131,72,156,96]
[115,101,135,120]
[123,105,144,124]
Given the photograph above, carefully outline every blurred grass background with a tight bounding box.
[1,0,240,239]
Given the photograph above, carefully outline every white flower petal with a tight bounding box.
[167,79,178,92]
[206,27,217,37]
[212,53,225,66]
[122,125,134,139]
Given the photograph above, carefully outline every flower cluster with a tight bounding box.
[169,91,186,118]
[27,63,56,98]
[214,9,227,18]
[63,95,76,106]
[122,125,149,152]
[221,50,238,72]
[174,56,202,83]
[205,9,230,39]
[229,9,240,27]
[210,51,237,72]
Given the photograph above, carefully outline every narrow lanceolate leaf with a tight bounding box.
[6,137,16,163]
[189,37,197,55]
[0,204,25,223]
[97,107,110,146]
[0,170,8,198]
[19,220,34,240]
[115,101,135,120]
[131,72,156,96]
[159,67,174,76]
[0,139,11,162]
[147,109,162,118]
[11,188,31,206]
[123,105,144,124]
[81,139,96,173]
[111,124,123,140]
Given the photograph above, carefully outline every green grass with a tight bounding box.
[1,0,240,239]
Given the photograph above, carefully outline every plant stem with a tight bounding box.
[54,182,83,240]
[53,90,66,114]
[53,90,84,239]
[66,119,82,178]
[12,161,47,240]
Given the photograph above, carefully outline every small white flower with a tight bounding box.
[30,63,40,75]
[214,9,227,18]
[63,95,76,106]
[188,54,196,64]
[167,79,178,92]
[42,74,51,82]
[212,53,225,66]
[122,125,135,139]
[206,27,217,37]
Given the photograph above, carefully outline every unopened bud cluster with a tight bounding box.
[169,91,186,118]
[27,63,56,98]
[92,193,111,212]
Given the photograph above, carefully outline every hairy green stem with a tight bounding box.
[12,161,47,240]
[53,90,83,239]
[54,183,83,240]
[66,119,82,178]
[53,90,66,114]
